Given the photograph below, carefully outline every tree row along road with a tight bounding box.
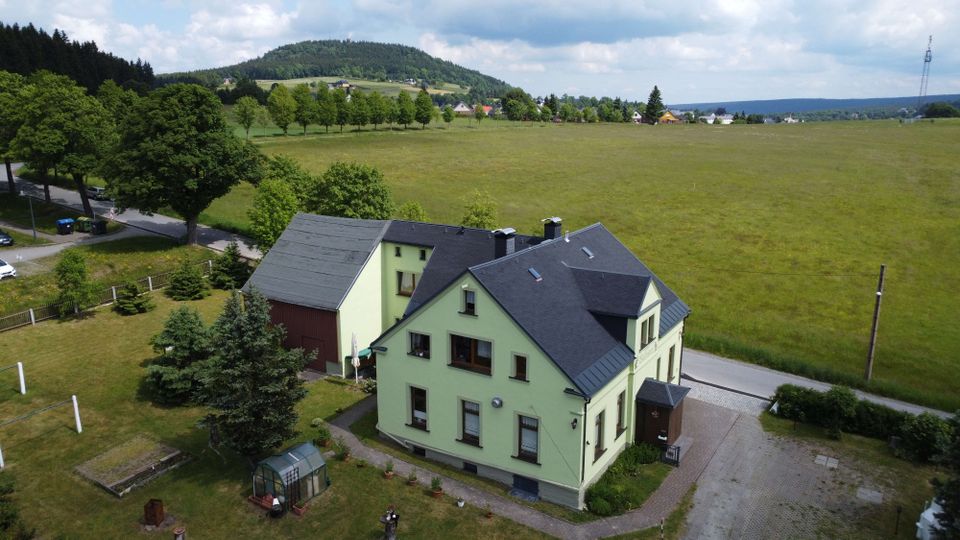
[10,163,262,260]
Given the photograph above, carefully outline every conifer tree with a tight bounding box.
[167,258,210,301]
[643,85,665,124]
[199,290,310,459]
[148,306,212,405]
[114,281,155,315]
[210,241,252,289]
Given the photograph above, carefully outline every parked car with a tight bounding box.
[0,258,16,279]
[0,229,12,247]
[86,186,109,201]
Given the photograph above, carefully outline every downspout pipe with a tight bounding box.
[564,387,591,484]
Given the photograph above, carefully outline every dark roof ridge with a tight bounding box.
[467,222,604,272]
[565,264,653,279]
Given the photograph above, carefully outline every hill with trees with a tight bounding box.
[0,22,154,94]
[159,39,511,99]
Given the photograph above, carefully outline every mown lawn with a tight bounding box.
[0,236,214,314]
[760,412,941,539]
[0,292,548,539]
[0,227,49,248]
[198,119,960,410]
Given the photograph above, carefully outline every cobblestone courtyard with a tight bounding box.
[683,383,894,540]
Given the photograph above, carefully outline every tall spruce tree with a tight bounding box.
[643,85,665,124]
[199,290,310,460]
[148,306,212,405]
[210,241,252,289]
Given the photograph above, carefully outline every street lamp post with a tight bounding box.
[19,190,37,241]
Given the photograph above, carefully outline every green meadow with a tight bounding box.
[207,119,959,410]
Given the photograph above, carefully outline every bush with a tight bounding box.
[359,378,377,394]
[333,436,351,460]
[167,258,210,300]
[853,400,908,440]
[114,281,155,315]
[774,384,952,462]
[898,412,951,463]
[585,480,629,516]
[431,476,442,491]
[314,423,332,447]
[54,249,97,316]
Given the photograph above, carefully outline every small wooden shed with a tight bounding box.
[634,378,690,446]
[252,442,329,510]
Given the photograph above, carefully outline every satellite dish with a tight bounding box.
[491,397,503,408]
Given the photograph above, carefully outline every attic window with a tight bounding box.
[581,247,594,259]
[528,268,542,282]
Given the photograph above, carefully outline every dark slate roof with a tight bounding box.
[570,268,652,317]
[468,223,690,397]
[635,377,690,409]
[242,213,388,310]
[383,221,541,315]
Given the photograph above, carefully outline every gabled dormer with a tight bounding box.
[569,267,662,354]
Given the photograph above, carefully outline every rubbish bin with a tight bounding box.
[74,216,92,233]
[91,220,108,235]
[56,218,75,235]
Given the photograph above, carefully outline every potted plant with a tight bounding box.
[430,476,443,498]
[456,497,465,508]
[314,423,332,448]
[333,436,351,462]
[357,458,367,468]
[406,471,418,486]
[384,460,395,479]
[484,503,494,519]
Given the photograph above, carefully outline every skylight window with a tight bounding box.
[528,268,542,282]
[581,247,594,259]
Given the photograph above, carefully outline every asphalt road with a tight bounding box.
[10,163,262,259]
[682,348,948,417]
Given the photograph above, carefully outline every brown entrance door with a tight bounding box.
[301,337,326,372]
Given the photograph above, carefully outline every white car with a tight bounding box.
[0,258,16,280]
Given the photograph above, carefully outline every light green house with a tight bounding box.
[371,222,690,509]
[246,214,690,508]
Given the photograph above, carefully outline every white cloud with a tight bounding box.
[187,3,297,40]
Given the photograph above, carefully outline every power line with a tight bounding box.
[646,260,876,278]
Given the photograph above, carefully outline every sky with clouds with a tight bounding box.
[1,0,958,103]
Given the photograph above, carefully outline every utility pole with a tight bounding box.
[864,264,886,381]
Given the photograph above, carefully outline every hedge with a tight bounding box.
[773,384,952,463]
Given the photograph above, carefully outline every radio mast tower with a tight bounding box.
[917,35,933,113]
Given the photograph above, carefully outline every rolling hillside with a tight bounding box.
[159,39,512,98]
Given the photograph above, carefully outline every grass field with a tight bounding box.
[251,76,467,96]
[0,293,546,539]
[0,237,213,314]
[203,118,960,410]
[0,227,49,248]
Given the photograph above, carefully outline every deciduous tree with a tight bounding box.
[348,90,369,131]
[396,201,427,221]
[0,71,24,194]
[474,103,485,124]
[396,91,415,129]
[233,96,260,138]
[414,89,433,129]
[333,88,349,132]
[102,84,262,244]
[267,84,296,135]
[460,189,498,229]
[248,178,300,251]
[54,249,97,316]
[199,290,310,460]
[305,162,392,219]
[315,84,336,133]
[442,105,454,126]
[291,83,316,135]
[367,91,387,130]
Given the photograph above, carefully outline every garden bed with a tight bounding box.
[75,435,190,498]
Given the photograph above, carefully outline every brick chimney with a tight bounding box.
[494,228,516,258]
